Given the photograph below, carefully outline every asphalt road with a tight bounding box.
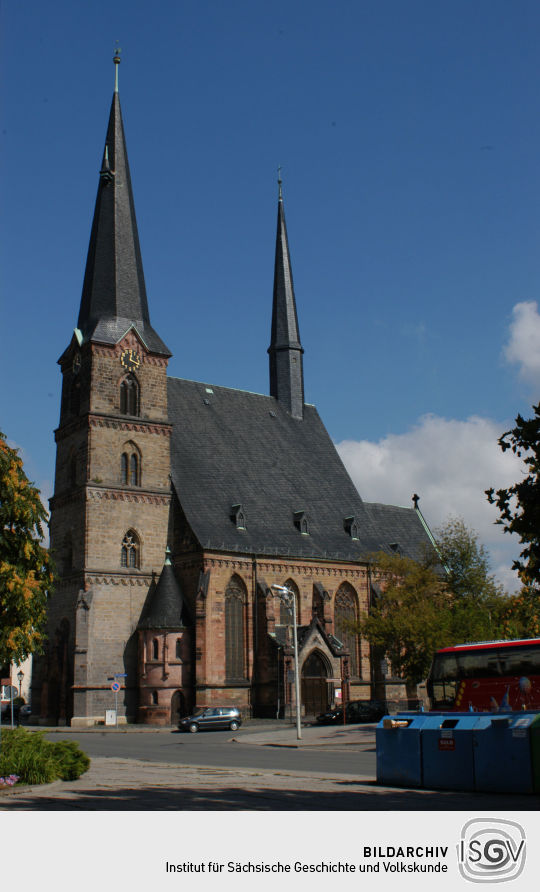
[45,727,376,776]
[0,724,533,810]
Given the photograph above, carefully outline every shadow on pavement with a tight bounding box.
[2,784,539,811]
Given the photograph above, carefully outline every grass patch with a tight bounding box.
[0,728,90,786]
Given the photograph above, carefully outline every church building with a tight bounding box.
[34,57,435,726]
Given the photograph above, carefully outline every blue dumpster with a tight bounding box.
[474,713,537,794]
[530,714,540,793]
[376,713,429,787]
[421,714,479,791]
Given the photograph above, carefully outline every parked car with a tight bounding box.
[316,699,389,725]
[179,706,242,733]
[0,701,30,722]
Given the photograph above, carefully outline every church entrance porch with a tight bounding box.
[301,651,331,717]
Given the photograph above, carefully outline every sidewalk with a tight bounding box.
[232,722,376,748]
[1,754,537,811]
[14,718,375,747]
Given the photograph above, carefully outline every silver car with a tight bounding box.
[179,706,242,733]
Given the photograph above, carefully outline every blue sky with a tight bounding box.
[2,0,539,588]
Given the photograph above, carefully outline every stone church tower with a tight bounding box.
[35,57,436,726]
[35,57,180,725]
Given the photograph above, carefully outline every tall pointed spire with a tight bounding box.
[76,52,170,355]
[268,173,304,419]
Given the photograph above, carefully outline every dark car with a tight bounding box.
[316,699,389,725]
[179,706,242,733]
[0,702,30,723]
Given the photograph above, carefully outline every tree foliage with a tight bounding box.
[486,403,540,588]
[433,516,507,643]
[499,586,540,640]
[0,432,54,665]
[357,519,508,690]
[358,550,452,690]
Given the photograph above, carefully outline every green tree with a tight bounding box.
[499,586,540,639]
[358,551,452,693]
[486,403,540,588]
[434,516,507,642]
[358,520,508,693]
[0,432,54,665]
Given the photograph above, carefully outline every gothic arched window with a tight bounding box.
[312,587,325,622]
[120,375,140,416]
[152,639,159,661]
[130,453,139,485]
[334,583,359,677]
[151,690,158,704]
[121,529,140,569]
[175,639,182,660]
[225,575,246,680]
[279,579,300,626]
[120,444,141,486]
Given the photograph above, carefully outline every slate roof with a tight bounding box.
[77,91,170,356]
[362,502,436,565]
[138,558,190,630]
[168,377,432,562]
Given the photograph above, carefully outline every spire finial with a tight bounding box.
[113,44,122,93]
[277,165,283,200]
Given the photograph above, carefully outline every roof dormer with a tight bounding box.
[293,510,309,535]
[231,504,247,530]
[344,516,359,540]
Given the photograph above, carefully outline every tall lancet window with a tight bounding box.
[130,453,139,485]
[121,529,140,569]
[312,587,325,622]
[121,443,141,486]
[334,583,359,677]
[120,375,140,416]
[279,579,300,625]
[225,575,246,680]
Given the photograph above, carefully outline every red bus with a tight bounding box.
[426,638,540,712]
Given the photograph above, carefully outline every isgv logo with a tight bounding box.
[458,819,526,883]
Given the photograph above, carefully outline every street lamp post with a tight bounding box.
[17,670,24,699]
[271,584,302,740]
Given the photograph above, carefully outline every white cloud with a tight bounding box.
[503,300,540,385]
[336,414,524,591]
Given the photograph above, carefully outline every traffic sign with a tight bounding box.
[111,682,121,692]
[1,685,17,701]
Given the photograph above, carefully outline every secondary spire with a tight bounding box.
[268,172,305,419]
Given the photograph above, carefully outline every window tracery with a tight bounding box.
[121,529,140,569]
[120,374,140,416]
[225,575,246,680]
[334,582,359,677]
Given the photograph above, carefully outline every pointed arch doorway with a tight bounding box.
[301,651,330,716]
[170,690,187,724]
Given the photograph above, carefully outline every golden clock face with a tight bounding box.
[120,348,142,372]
